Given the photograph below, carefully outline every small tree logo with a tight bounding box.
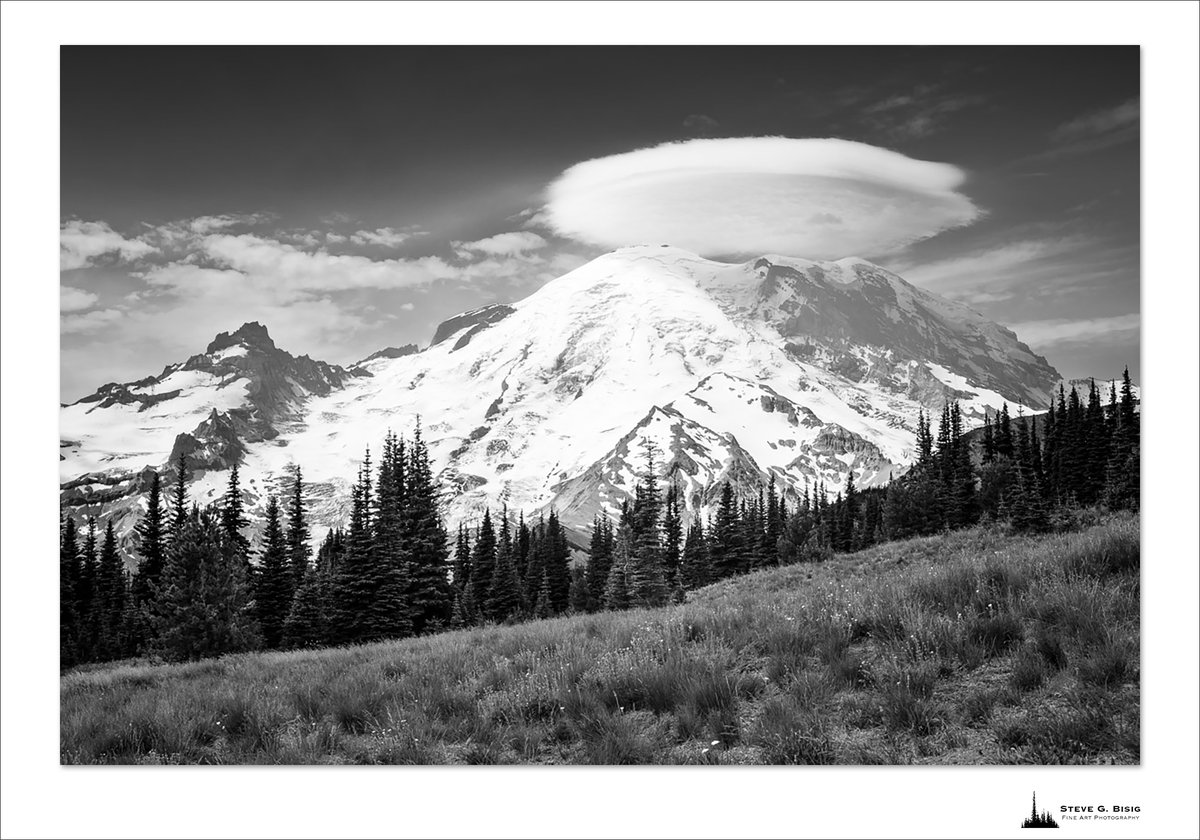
[1022,792,1060,829]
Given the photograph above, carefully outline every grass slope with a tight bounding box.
[61,515,1139,765]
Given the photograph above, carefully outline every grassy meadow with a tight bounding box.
[61,513,1139,765]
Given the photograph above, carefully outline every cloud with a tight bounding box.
[861,86,983,141]
[186,213,274,234]
[891,238,1085,296]
[60,286,99,312]
[185,234,457,300]
[452,231,548,259]
[60,220,157,270]
[1015,99,1141,165]
[682,114,721,137]
[1051,99,1140,143]
[61,308,123,334]
[60,219,594,399]
[1008,314,1140,349]
[349,226,425,248]
[543,137,980,259]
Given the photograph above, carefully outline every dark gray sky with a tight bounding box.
[60,46,1140,400]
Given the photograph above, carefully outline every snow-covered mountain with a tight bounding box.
[60,245,1062,555]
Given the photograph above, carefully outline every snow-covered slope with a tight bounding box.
[60,245,1062,556]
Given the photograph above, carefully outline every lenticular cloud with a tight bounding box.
[544,137,980,259]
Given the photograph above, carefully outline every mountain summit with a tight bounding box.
[60,246,1060,550]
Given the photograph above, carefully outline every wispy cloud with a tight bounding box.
[349,226,426,248]
[61,307,124,334]
[1051,99,1140,143]
[60,286,99,312]
[60,220,157,271]
[682,113,721,137]
[1015,98,1140,165]
[452,231,547,259]
[1008,314,1140,349]
[890,237,1087,299]
[861,85,983,141]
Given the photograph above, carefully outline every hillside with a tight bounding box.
[61,514,1138,765]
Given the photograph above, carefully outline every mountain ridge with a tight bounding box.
[60,245,1064,559]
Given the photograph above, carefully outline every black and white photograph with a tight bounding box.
[2,2,1198,839]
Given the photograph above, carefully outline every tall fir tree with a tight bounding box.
[59,513,81,667]
[403,426,453,632]
[662,482,683,586]
[75,517,100,663]
[485,507,522,621]
[126,477,161,662]
[153,505,258,661]
[586,514,613,608]
[471,508,497,610]
[452,523,472,595]
[220,462,251,570]
[543,511,572,614]
[170,450,189,542]
[680,520,712,589]
[96,520,126,660]
[253,495,293,649]
[286,463,311,589]
[602,523,633,611]
[282,559,331,649]
[330,457,378,644]
[370,432,414,640]
[713,482,743,578]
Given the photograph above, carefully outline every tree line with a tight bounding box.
[450,370,1140,620]
[59,427,451,666]
[59,370,1138,667]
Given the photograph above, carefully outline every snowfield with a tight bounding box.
[60,245,1063,550]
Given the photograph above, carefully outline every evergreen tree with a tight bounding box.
[282,559,331,648]
[75,517,100,662]
[602,523,633,611]
[766,476,782,560]
[1082,379,1108,505]
[402,426,453,632]
[153,506,258,661]
[285,463,311,589]
[950,402,977,527]
[585,515,613,609]
[452,524,472,594]
[1105,367,1140,510]
[253,495,292,649]
[981,413,995,463]
[995,403,1014,460]
[486,507,522,621]
[370,432,414,640]
[169,450,189,541]
[568,564,592,614]
[516,512,531,587]
[59,512,81,667]
[543,511,572,614]
[680,520,712,589]
[840,471,858,550]
[330,458,378,644]
[713,482,743,578]
[97,520,126,659]
[133,471,167,607]
[471,508,497,609]
[662,482,683,586]
[220,462,251,569]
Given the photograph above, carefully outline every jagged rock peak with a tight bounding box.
[206,321,276,355]
[358,344,420,366]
